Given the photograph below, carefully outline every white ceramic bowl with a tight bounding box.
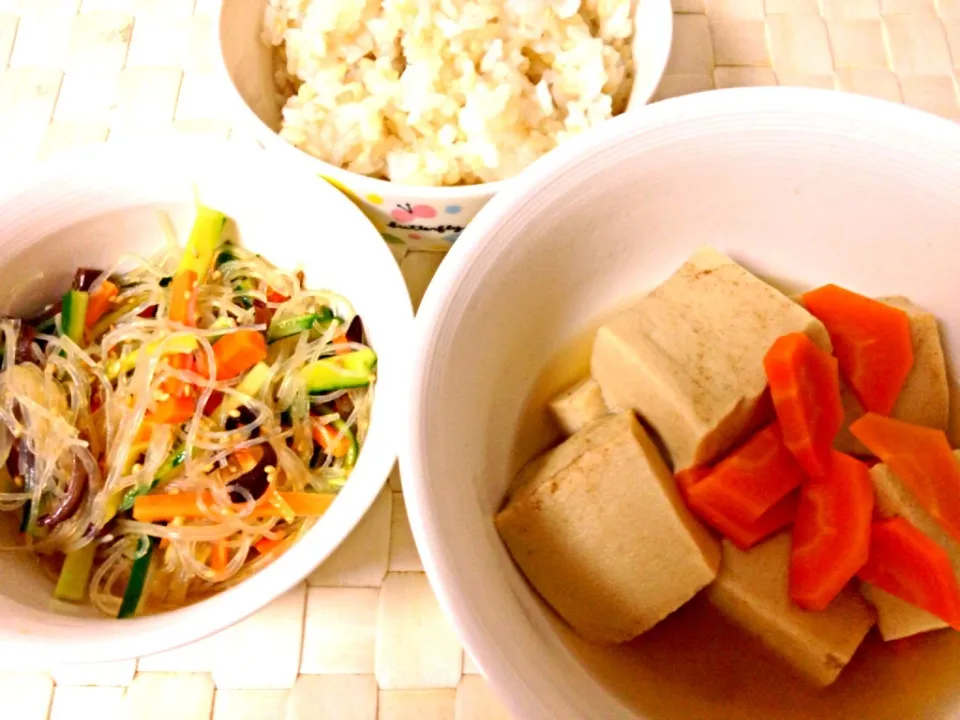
[0,140,413,664]
[402,87,960,720]
[215,0,674,251]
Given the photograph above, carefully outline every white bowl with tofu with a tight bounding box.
[402,87,960,720]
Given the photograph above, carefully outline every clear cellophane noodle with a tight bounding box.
[0,238,373,616]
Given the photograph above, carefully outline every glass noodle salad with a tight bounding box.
[0,205,376,618]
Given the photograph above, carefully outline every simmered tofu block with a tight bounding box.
[835,296,949,455]
[860,583,947,642]
[549,377,609,436]
[861,454,960,639]
[707,534,876,687]
[496,411,720,644]
[591,248,831,471]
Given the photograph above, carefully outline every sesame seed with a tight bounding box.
[202,463,214,473]
[228,409,241,418]
[13,475,22,488]
[265,465,276,475]
[131,463,142,474]
[183,291,191,300]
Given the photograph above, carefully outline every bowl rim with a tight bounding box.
[401,86,960,720]
[212,0,674,200]
[0,139,413,663]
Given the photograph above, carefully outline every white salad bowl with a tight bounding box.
[215,0,674,251]
[0,140,413,664]
[402,87,960,720]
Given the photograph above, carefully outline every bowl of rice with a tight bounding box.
[216,0,673,251]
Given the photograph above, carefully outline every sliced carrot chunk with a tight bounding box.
[686,422,806,525]
[675,466,711,497]
[679,459,800,551]
[802,284,913,415]
[764,332,844,478]
[696,490,800,551]
[857,517,960,629]
[790,451,874,611]
[850,412,960,544]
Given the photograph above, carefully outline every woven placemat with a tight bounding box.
[0,0,956,718]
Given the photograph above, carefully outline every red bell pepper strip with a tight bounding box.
[790,451,874,611]
[801,284,913,415]
[764,332,844,478]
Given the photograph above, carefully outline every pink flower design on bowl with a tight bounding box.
[391,203,437,222]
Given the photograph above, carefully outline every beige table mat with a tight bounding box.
[0,0,958,718]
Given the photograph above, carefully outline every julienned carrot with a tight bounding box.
[169,270,199,326]
[132,491,335,522]
[790,451,874,611]
[686,423,806,526]
[857,517,960,629]
[147,353,196,425]
[254,532,287,555]
[85,280,119,328]
[210,540,229,572]
[133,422,155,444]
[312,419,351,458]
[210,330,267,380]
[850,413,960,544]
[802,284,913,415]
[147,392,195,425]
[764,332,844,478]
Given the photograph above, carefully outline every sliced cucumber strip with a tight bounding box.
[61,290,89,344]
[267,309,334,343]
[54,544,97,602]
[177,205,226,280]
[300,348,377,393]
[117,448,188,512]
[118,536,156,619]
